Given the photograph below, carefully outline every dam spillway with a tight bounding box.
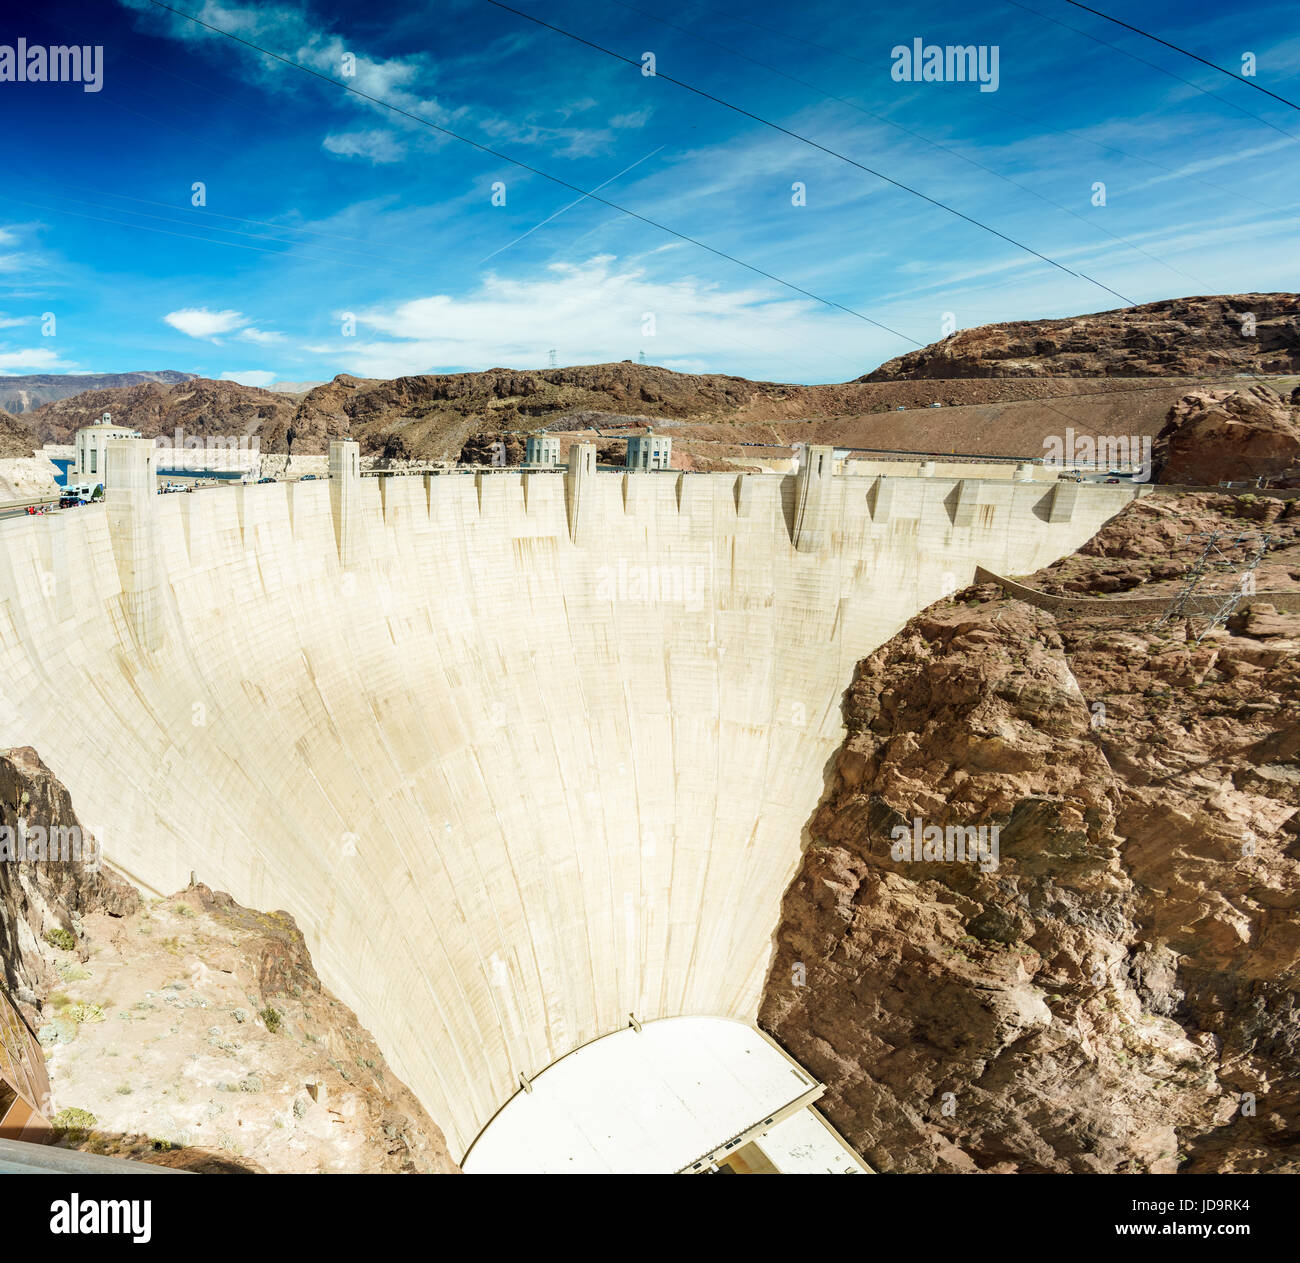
[0,442,1140,1157]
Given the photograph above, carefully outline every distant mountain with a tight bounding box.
[0,371,196,415]
[15,295,1300,463]
[863,294,1300,380]
[22,379,297,448]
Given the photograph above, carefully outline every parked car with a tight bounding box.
[300,474,317,481]
[257,476,275,484]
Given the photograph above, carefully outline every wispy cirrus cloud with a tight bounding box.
[322,129,406,164]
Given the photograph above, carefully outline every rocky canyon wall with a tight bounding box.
[760,494,1300,1172]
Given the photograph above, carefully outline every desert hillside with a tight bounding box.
[14,293,1298,465]
[866,293,1300,381]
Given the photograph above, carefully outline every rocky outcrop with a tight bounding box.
[0,747,140,1011]
[0,410,36,458]
[760,494,1300,1173]
[1154,385,1300,486]
[0,747,458,1174]
[866,294,1300,380]
[41,884,460,1174]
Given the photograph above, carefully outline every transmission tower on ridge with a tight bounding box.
[1154,530,1272,643]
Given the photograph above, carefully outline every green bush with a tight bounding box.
[51,1107,97,1143]
[43,927,76,952]
[259,1006,282,1034]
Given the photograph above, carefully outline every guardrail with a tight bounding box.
[973,565,1300,617]
[0,1136,186,1174]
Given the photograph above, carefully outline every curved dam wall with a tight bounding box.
[0,441,1140,1156]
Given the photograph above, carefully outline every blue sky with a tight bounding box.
[2,0,1298,385]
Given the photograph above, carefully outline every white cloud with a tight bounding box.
[322,129,406,164]
[164,307,246,340]
[220,370,278,387]
[0,347,77,371]
[305,255,893,381]
[239,327,285,345]
[123,1,456,139]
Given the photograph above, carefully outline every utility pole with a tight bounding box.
[1155,530,1272,643]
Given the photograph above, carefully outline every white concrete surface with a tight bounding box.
[463,1016,822,1174]
[752,1108,866,1175]
[0,450,1141,1155]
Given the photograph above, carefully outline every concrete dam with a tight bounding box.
[0,440,1140,1162]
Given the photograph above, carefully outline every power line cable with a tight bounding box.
[1002,0,1299,142]
[1060,0,1300,112]
[600,0,1214,292]
[676,0,1299,204]
[141,0,920,345]
[482,0,1139,307]
[690,0,1299,144]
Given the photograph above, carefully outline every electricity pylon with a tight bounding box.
[1155,530,1272,643]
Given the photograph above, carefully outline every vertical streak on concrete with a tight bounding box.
[233,484,248,547]
[565,442,596,545]
[179,489,206,563]
[792,445,833,553]
[106,438,163,654]
[329,440,361,568]
[36,513,72,624]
